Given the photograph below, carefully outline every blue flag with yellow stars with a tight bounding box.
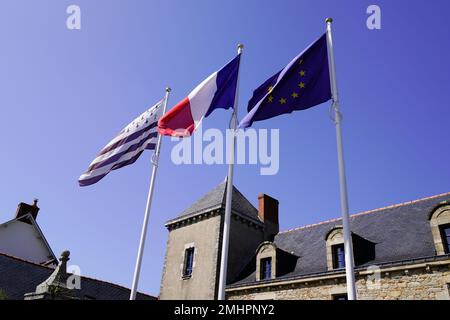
[239,34,331,128]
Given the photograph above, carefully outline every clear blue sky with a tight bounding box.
[1,0,450,296]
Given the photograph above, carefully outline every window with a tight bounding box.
[440,224,450,254]
[183,247,195,278]
[255,242,277,281]
[332,244,346,269]
[260,257,272,280]
[332,293,348,301]
[325,227,344,271]
[429,204,450,256]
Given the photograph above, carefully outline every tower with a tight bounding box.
[159,180,279,299]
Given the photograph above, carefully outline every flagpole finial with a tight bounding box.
[165,87,171,93]
[237,44,244,55]
[325,17,333,24]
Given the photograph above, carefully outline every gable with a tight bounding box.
[0,215,56,265]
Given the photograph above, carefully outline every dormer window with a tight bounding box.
[332,244,346,269]
[429,203,450,255]
[440,224,450,254]
[260,258,272,280]
[325,226,344,271]
[254,241,298,281]
[255,242,276,281]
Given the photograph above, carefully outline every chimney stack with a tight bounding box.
[15,199,40,221]
[258,194,279,240]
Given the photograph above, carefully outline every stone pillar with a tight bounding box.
[24,250,79,300]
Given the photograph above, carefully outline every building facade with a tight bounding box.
[160,180,450,300]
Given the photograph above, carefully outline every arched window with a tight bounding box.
[325,226,345,270]
[429,202,450,255]
[255,242,276,281]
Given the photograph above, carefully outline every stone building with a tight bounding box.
[160,180,450,300]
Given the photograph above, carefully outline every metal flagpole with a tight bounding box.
[325,18,357,300]
[129,87,171,300]
[217,44,244,300]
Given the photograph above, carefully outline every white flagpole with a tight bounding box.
[217,44,243,300]
[325,18,357,300]
[129,87,171,300]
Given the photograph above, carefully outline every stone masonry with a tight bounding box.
[227,261,450,300]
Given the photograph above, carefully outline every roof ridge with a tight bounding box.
[175,180,226,218]
[221,179,228,205]
[232,184,258,210]
[279,191,450,235]
[171,180,258,222]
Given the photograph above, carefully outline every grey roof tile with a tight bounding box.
[230,192,450,286]
[166,180,260,224]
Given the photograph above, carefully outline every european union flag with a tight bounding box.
[239,34,331,128]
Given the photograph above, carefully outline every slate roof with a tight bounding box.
[0,252,155,300]
[229,192,450,287]
[166,179,261,226]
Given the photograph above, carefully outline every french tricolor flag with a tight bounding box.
[158,54,241,137]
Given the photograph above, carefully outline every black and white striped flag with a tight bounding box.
[79,100,164,186]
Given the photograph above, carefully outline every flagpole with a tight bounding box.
[325,18,357,300]
[129,87,171,300]
[217,44,243,300]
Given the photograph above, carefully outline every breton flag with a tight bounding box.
[158,54,241,137]
[239,34,331,128]
[78,100,164,186]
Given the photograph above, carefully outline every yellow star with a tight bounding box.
[268,95,274,103]
[267,86,273,94]
[299,70,306,77]
[298,82,305,89]
[279,98,286,104]
[291,92,299,98]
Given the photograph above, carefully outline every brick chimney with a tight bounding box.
[258,194,279,241]
[15,199,40,221]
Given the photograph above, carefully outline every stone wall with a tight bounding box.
[160,210,266,300]
[227,262,450,300]
[160,215,222,300]
[227,215,265,284]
